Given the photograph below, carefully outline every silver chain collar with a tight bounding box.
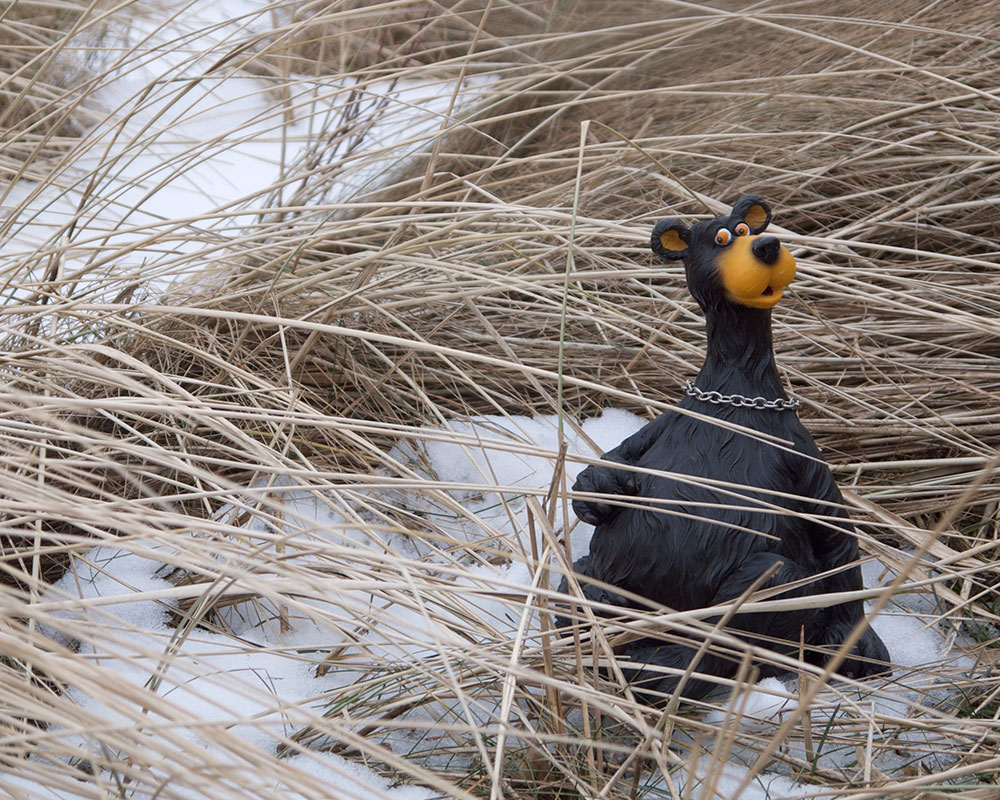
[682,379,801,411]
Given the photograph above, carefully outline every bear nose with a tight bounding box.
[752,235,781,265]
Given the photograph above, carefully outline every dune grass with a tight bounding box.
[1,1,999,798]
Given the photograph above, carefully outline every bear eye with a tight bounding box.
[714,228,733,246]
[734,222,750,236]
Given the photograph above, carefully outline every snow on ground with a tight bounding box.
[36,538,440,800]
[33,408,977,800]
[387,408,646,563]
[674,756,829,800]
[0,0,467,301]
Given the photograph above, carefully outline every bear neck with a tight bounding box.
[696,301,785,400]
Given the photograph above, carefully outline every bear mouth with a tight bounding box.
[762,286,775,297]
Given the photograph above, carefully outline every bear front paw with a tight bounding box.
[571,463,637,526]
[817,620,891,680]
[839,627,892,680]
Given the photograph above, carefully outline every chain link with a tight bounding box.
[682,380,801,411]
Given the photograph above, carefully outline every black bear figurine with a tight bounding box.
[562,195,889,702]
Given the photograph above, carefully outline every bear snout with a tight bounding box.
[752,235,781,265]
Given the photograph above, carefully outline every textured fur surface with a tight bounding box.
[561,196,889,703]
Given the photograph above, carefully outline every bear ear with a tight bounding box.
[731,194,771,234]
[651,219,690,260]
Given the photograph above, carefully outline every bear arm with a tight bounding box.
[601,411,673,465]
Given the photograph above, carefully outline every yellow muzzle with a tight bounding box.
[716,235,796,309]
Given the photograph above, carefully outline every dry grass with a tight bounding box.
[1,1,999,798]
[0,0,123,171]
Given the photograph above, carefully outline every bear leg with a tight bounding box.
[622,551,819,703]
